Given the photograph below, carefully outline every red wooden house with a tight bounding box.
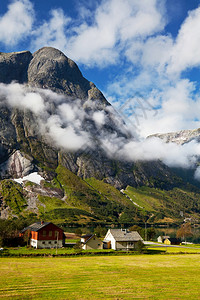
[20,221,64,249]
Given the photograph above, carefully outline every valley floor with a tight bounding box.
[0,254,200,299]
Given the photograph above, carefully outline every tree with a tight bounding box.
[73,241,82,252]
[147,227,156,241]
[129,225,143,236]
[23,229,31,247]
[129,225,146,240]
[75,228,82,236]
[176,223,193,242]
[94,225,107,238]
[135,240,145,253]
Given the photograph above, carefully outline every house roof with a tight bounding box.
[81,234,102,245]
[81,234,93,239]
[81,234,95,244]
[21,222,61,233]
[161,235,170,239]
[109,229,143,242]
[158,235,170,240]
[166,237,181,242]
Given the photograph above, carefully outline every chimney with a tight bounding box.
[41,220,44,225]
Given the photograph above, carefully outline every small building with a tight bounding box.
[20,221,64,249]
[81,234,103,250]
[164,237,181,245]
[104,229,143,251]
[157,235,170,243]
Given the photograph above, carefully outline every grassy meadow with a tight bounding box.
[0,254,200,299]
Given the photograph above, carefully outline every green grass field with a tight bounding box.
[0,254,200,299]
[147,245,200,254]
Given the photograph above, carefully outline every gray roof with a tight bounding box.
[160,235,170,239]
[109,229,143,242]
[81,234,93,239]
[21,222,52,233]
[81,234,95,244]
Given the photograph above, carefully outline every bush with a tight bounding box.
[75,228,82,236]
[135,240,145,253]
[73,241,82,250]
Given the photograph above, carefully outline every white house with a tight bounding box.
[157,235,170,243]
[81,234,103,250]
[104,229,143,250]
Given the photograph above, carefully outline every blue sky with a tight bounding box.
[1,0,200,138]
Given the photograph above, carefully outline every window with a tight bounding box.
[42,241,45,244]
[49,231,52,237]
[49,241,51,244]
[42,230,46,237]
[55,231,59,238]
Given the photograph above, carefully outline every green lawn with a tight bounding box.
[1,246,115,256]
[0,254,200,299]
[146,244,200,254]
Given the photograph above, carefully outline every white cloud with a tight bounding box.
[29,0,166,67]
[93,111,105,127]
[31,9,70,52]
[67,0,166,66]
[1,0,200,173]
[119,137,200,168]
[194,166,200,181]
[140,35,173,69]
[45,115,90,152]
[0,83,92,152]
[0,0,34,46]
[1,82,200,178]
[0,82,45,114]
[107,76,200,139]
[139,79,200,136]
[167,7,200,74]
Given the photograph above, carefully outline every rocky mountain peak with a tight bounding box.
[0,46,186,192]
[27,47,107,104]
[28,47,90,97]
[0,47,108,104]
[149,128,200,145]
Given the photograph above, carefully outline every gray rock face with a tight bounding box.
[27,47,108,104]
[0,47,108,103]
[0,51,32,84]
[0,150,35,178]
[0,106,17,162]
[0,47,184,190]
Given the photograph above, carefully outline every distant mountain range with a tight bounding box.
[150,128,200,145]
[0,47,200,226]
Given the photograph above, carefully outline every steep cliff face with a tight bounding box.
[1,47,197,224]
[28,47,108,103]
[0,51,32,84]
[0,47,184,190]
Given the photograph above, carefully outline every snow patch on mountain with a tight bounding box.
[14,172,44,185]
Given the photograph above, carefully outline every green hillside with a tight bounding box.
[36,167,200,225]
[1,165,200,226]
[124,185,200,223]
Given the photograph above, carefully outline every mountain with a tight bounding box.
[0,47,200,226]
[150,128,200,145]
